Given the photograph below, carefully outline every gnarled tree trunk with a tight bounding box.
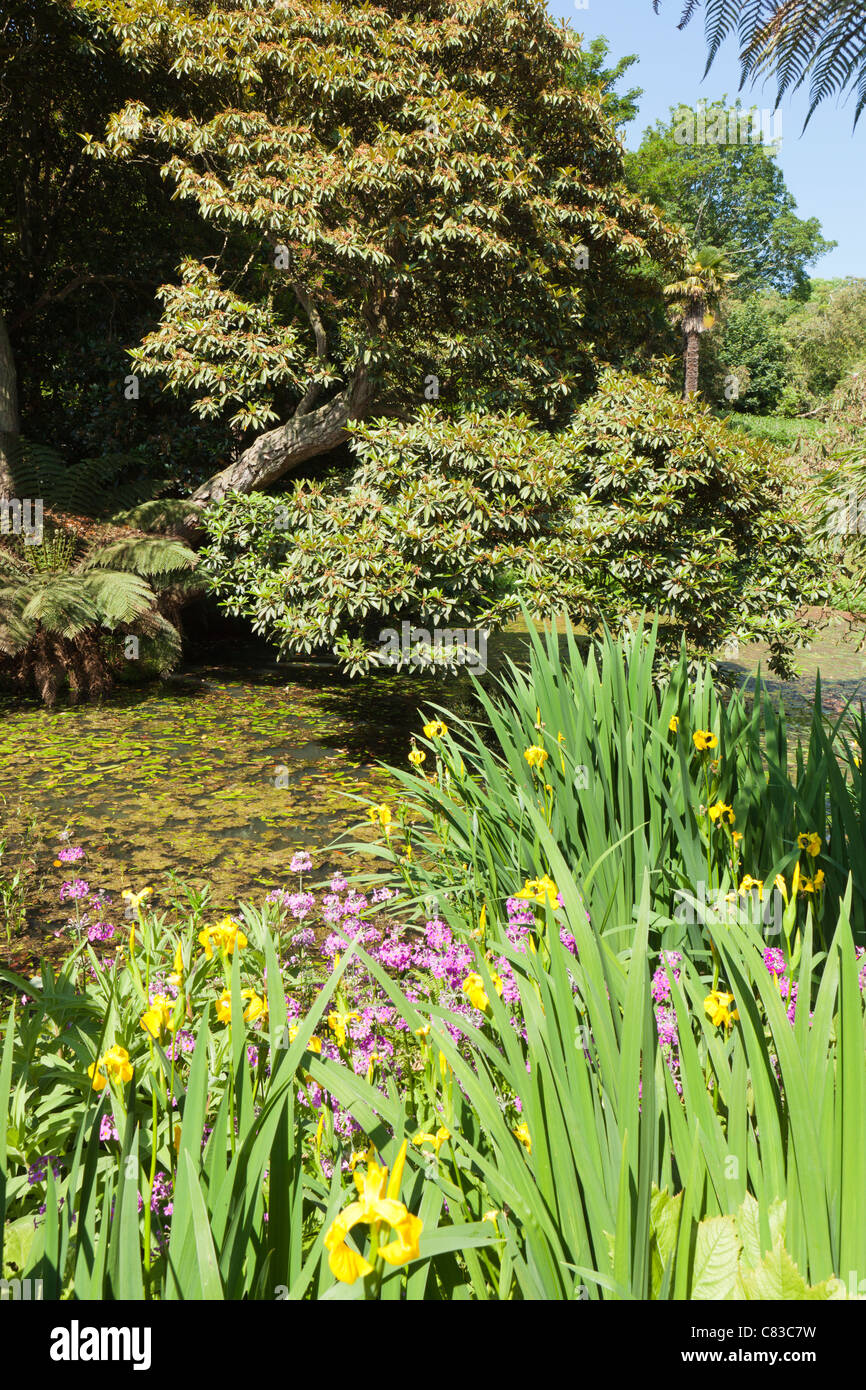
[187,365,371,510]
[0,313,19,499]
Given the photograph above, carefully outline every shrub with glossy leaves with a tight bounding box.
[563,371,821,667]
[200,371,820,674]
[199,408,584,674]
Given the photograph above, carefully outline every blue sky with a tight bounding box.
[546,0,865,279]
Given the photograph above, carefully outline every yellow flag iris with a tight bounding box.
[324,1142,423,1283]
[88,1044,133,1092]
[198,917,248,960]
[140,994,178,1038]
[517,874,559,908]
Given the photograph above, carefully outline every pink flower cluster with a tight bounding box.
[651,951,684,1094]
[59,878,90,901]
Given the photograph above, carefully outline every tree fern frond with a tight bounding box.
[657,0,866,126]
[7,440,66,501]
[853,53,866,122]
[0,545,31,577]
[0,586,33,654]
[0,612,34,655]
[79,570,156,625]
[801,10,866,109]
[81,536,198,577]
[10,441,169,520]
[21,577,102,638]
[130,609,183,666]
[110,498,196,533]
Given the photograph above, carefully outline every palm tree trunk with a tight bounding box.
[684,330,700,399]
[0,312,20,499]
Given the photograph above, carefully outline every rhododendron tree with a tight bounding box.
[79,0,687,506]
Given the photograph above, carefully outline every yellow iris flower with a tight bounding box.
[517,874,559,909]
[692,729,718,751]
[738,874,764,897]
[288,1024,322,1053]
[668,715,679,733]
[121,886,153,918]
[462,970,503,1013]
[88,1044,133,1092]
[328,1009,361,1048]
[801,870,825,893]
[797,832,823,858]
[324,1142,423,1283]
[413,1126,450,1154]
[215,989,266,1024]
[198,917,248,960]
[422,720,448,739]
[140,994,178,1038]
[707,801,735,825]
[704,990,739,1028]
[523,745,549,769]
[513,1121,532,1155]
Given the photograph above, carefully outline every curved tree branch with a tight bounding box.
[186,363,371,511]
[292,282,328,417]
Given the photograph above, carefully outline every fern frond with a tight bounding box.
[0,545,31,578]
[130,609,184,666]
[658,0,866,127]
[0,588,34,654]
[10,441,169,520]
[82,535,198,577]
[110,499,196,533]
[20,576,102,638]
[79,570,156,625]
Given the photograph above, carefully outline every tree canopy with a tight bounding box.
[79,0,687,505]
[625,99,836,296]
[0,0,225,496]
[565,34,644,129]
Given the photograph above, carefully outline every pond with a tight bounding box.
[0,649,479,970]
[1,610,864,973]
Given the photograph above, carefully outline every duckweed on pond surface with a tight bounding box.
[2,613,864,973]
[0,659,475,966]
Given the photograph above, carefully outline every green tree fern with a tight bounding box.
[0,450,198,704]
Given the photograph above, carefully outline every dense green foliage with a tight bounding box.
[565,34,644,128]
[710,295,790,414]
[0,0,224,487]
[200,372,819,674]
[78,0,686,504]
[776,279,866,411]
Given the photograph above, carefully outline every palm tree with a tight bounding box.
[664,246,737,399]
[653,0,866,129]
